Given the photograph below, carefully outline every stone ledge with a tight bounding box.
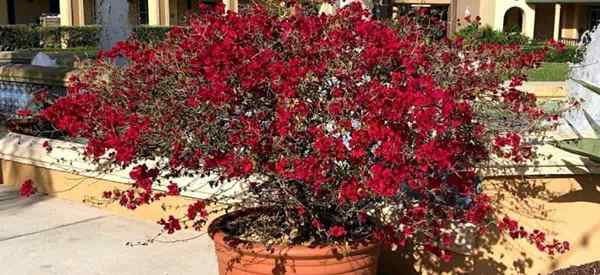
[0,132,240,199]
[521,81,568,100]
[0,64,75,87]
[0,50,97,67]
[482,144,600,177]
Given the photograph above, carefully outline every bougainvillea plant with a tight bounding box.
[34,2,570,260]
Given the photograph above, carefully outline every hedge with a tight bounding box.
[0,25,172,51]
[132,26,171,44]
[0,25,41,51]
[523,43,583,63]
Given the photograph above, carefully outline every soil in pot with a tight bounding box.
[549,261,600,275]
[208,209,381,275]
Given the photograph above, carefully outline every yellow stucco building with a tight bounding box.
[0,0,599,43]
[397,0,600,43]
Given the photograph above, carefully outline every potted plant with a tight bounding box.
[32,3,568,275]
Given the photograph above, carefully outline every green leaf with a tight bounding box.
[552,138,600,163]
[582,109,600,138]
[572,79,600,96]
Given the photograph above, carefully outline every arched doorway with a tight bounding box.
[503,7,524,33]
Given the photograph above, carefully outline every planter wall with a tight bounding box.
[0,132,239,224]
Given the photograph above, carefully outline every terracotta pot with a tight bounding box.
[209,210,381,275]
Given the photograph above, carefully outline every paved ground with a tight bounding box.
[0,186,218,275]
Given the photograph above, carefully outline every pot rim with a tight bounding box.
[208,208,381,259]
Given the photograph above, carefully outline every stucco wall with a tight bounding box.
[494,0,536,38]
[14,0,51,24]
[0,159,203,224]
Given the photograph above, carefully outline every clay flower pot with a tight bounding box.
[209,210,381,275]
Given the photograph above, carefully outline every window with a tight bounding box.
[49,0,60,14]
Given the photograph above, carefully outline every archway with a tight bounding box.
[503,7,524,33]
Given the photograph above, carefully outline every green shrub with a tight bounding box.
[0,25,41,51]
[458,24,529,45]
[523,43,583,63]
[132,26,171,43]
[0,25,170,51]
[51,26,101,48]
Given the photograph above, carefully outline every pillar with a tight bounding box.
[553,3,561,41]
[0,0,8,24]
[148,0,160,25]
[448,0,458,36]
[224,0,238,13]
[73,0,86,26]
[60,0,73,26]
[148,0,170,25]
[523,4,536,39]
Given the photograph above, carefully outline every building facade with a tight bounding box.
[396,0,600,44]
[0,0,243,26]
[1,0,599,43]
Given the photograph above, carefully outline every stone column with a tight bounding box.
[448,0,458,36]
[553,3,561,41]
[148,0,160,25]
[148,0,170,25]
[60,0,73,26]
[73,0,86,26]
[224,0,238,13]
[523,4,536,39]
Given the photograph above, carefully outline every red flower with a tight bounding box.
[16,109,32,117]
[37,3,566,256]
[19,179,37,198]
[328,225,347,238]
[186,200,207,221]
[42,141,52,153]
[166,182,180,196]
[311,219,322,229]
[158,215,181,234]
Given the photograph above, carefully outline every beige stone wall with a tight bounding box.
[493,0,536,38]
[14,0,51,24]
[0,160,204,226]
[477,0,496,28]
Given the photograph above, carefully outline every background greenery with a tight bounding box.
[0,25,171,51]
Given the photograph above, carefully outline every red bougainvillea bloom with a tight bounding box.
[329,226,347,238]
[19,180,37,198]
[158,215,182,234]
[166,182,180,196]
[41,2,566,259]
[16,109,32,117]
